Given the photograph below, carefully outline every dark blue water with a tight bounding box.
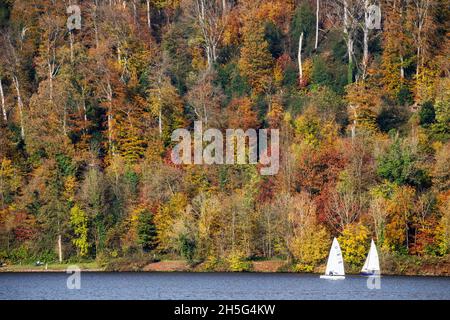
[1,272,449,300]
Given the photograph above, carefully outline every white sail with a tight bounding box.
[361,239,380,275]
[320,237,345,279]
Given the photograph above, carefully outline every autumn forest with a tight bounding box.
[0,0,449,273]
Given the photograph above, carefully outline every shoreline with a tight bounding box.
[1,270,449,277]
[1,258,449,277]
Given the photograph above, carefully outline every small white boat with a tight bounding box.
[361,239,381,276]
[320,237,345,280]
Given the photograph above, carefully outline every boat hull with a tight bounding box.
[320,275,345,280]
[360,271,381,276]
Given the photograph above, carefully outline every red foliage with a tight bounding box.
[295,144,347,223]
[13,212,36,242]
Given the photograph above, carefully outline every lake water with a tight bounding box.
[1,272,449,300]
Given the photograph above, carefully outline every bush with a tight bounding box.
[419,101,436,127]
[9,245,29,263]
[179,234,196,263]
[0,249,8,263]
[200,255,225,272]
[291,225,329,267]
[227,251,252,272]
[293,264,314,273]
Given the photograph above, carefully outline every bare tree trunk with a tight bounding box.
[315,0,319,50]
[132,0,137,26]
[58,234,63,263]
[48,61,53,101]
[222,0,227,16]
[414,0,430,81]
[146,0,151,32]
[195,0,225,70]
[416,46,421,77]
[69,31,74,64]
[12,76,25,139]
[82,88,88,130]
[362,0,369,79]
[158,108,162,137]
[0,78,6,122]
[298,32,304,81]
[93,0,100,49]
[106,81,115,156]
[63,104,67,136]
[231,208,236,251]
[343,0,354,66]
[350,105,358,141]
[400,56,405,79]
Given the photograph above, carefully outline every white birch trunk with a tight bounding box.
[58,234,63,263]
[315,0,319,50]
[0,78,6,122]
[343,0,354,66]
[298,32,304,81]
[69,31,74,64]
[106,81,114,155]
[12,76,25,139]
[146,0,151,31]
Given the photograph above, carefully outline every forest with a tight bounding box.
[0,0,449,273]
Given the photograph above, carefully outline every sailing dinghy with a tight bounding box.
[320,237,345,280]
[361,239,380,276]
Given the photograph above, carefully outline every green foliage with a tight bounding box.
[419,101,436,127]
[137,209,157,252]
[70,205,89,257]
[178,234,196,263]
[311,56,332,87]
[264,22,284,59]
[397,85,414,106]
[216,62,250,99]
[377,138,430,188]
[290,2,315,56]
[377,105,410,133]
[430,98,450,142]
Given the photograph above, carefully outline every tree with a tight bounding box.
[338,224,370,267]
[345,81,380,139]
[187,71,225,127]
[136,207,157,252]
[184,0,230,69]
[384,185,415,253]
[381,0,413,101]
[154,193,188,253]
[238,19,273,94]
[0,158,21,210]
[288,193,329,269]
[70,205,89,257]
[377,137,429,188]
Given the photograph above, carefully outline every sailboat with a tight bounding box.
[320,237,345,280]
[361,239,380,276]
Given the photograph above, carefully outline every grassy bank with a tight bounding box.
[1,255,449,276]
[0,261,101,272]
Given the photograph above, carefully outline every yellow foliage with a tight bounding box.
[154,193,188,252]
[238,20,273,94]
[291,224,329,267]
[63,175,77,203]
[384,186,415,252]
[226,250,252,272]
[338,224,371,267]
